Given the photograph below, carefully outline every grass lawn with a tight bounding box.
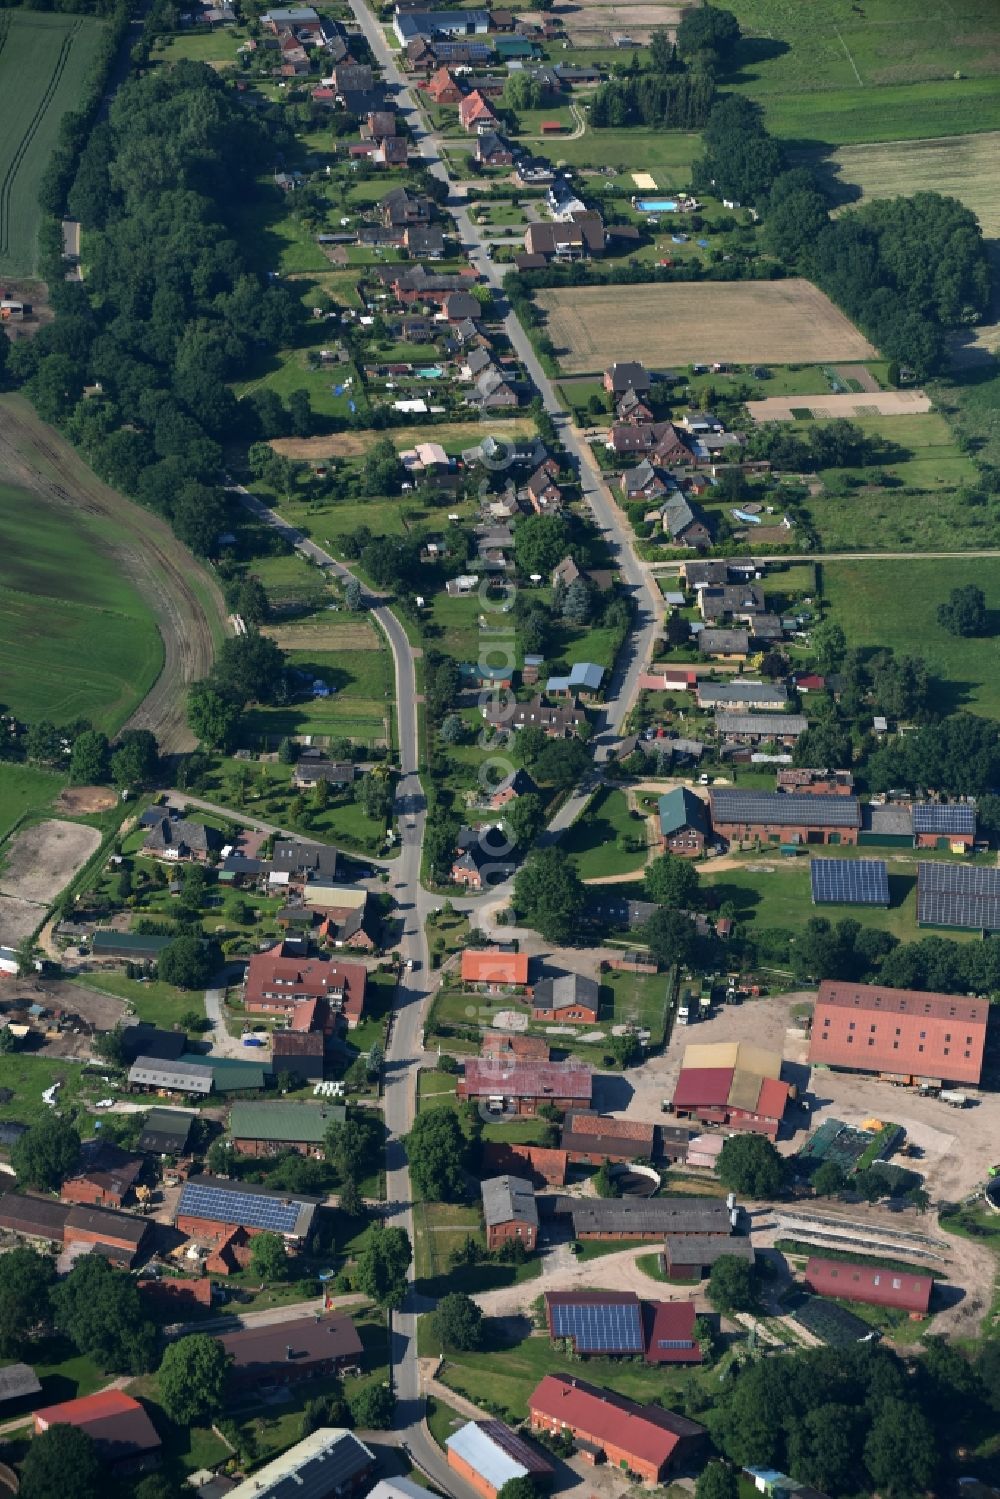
[8,1336,106,1405]
[431,1323,704,1422]
[0,481,163,734]
[552,128,700,180]
[235,348,367,422]
[561,787,649,879]
[152,26,244,66]
[721,0,1000,143]
[700,854,946,942]
[426,1393,470,1451]
[70,972,202,1029]
[822,557,1000,720]
[601,968,672,1044]
[0,764,66,841]
[0,1055,92,1129]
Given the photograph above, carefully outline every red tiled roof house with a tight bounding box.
[528,1375,706,1482]
[243,942,367,1029]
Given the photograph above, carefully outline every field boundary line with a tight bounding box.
[833,25,863,87]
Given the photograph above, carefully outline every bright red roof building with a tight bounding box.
[458,1058,592,1105]
[528,1375,705,1482]
[672,1067,733,1109]
[34,1391,161,1468]
[804,1256,933,1314]
[809,980,988,1085]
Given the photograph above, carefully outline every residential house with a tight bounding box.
[487,766,537,809]
[220,1314,363,1391]
[604,361,650,396]
[138,1277,213,1314]
[476,131,513,165]
[482,1032,551,1061]
[481,1174,538,1251]
[468,365,519,407]
[658,787,709,857]
[290,759,355,789]
[699,629,750,661]
[524,211,604,259]
[451,825,518,890]
[461,949,530,992]
[425,65,463,103]
[777,768,854,796]
[696,584,766,622]
[243,942,367,1028]
[617,386,655,424]
[142,814,221,862]
[531,972,599,1024]
[481,1141,567,1187]
[661,495,711,548]
[34,1392,161,1477]
[622,459,668,502]
[697,681,787,711]
[443,289,483,323]
[269,838,339,887]
[482,694,586,738]
[379,187,431,228]
[331,61,373,92]
[525,463,562,513]
[458,89,498,131]
[528,1376,706,1483]
[714,712,809,745]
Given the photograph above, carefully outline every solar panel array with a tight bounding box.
[917,861,1000,931]
[912,802,976,835]
[178,1181,300,1233]
[550,1300,644,1353]
[711,790,861,827]
[811,858,890,907]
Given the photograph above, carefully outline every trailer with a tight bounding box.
[940,1090,969,1108]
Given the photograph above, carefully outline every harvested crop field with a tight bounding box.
[747,390,932,421]
[562,1,681,43]
[0,818,100,945]
[263,619,382,651]
[270,418,536,459]
[828,132,1000,237]
[538,280,876,372]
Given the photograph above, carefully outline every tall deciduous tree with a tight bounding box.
[11,1115,81,1191]
[158,1333,232,1425]
[405,1109,468,1201]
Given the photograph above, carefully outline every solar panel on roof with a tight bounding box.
[179,1182,300,1233]
[917,861,1000,930]
[810,859,890,907]
[711,790,860,827]
[550,1300,644,1353]
[912,803,975,835]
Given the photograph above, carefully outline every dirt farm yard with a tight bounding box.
[538,279,877,372]
[0,819,101,946]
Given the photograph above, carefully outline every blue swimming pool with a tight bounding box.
[636,198,678,212]
[416,366,445,378]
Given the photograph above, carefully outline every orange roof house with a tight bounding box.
[461,949,530,991]
[458,90,498,131]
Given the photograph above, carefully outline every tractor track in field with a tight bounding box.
[0,396,227,754]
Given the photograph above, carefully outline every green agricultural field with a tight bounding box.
[0,482,163,733]
[798,411,987,552]
[0,763,66,842]
[822,557,1000,720]
[0,10,107,274]
[562,786,649,879]
[723,0,1000,143]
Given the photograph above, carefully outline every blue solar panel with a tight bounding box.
[912,802,975,835]
[811,859,889,907]
[550,1301,644,1353]
[179,1182,300,1234]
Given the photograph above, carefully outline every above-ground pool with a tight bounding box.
[636,197,678,212]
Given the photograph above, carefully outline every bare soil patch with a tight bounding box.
[55,785,117,815]
[0,819,101,905]
[263,619,381,651]
[832,364,880,393]
[747,390,931,421]
[538,280,876,372]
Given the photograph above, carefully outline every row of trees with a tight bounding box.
[13,62,305,556]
